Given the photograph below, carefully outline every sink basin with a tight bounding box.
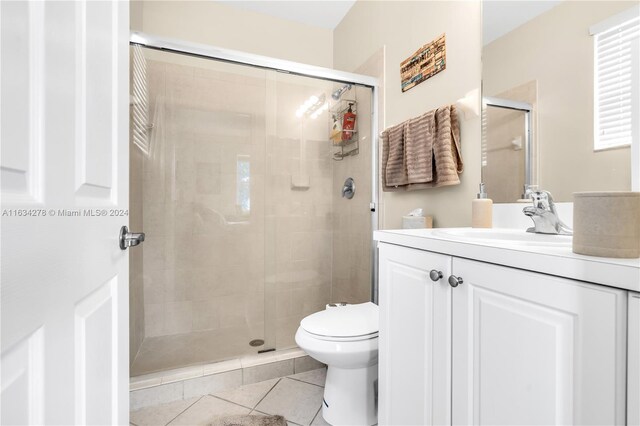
[431,228,572,247]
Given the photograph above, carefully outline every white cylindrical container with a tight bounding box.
[573,191,640,258]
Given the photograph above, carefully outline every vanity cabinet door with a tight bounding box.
[451,258,627,426]
[629,292,640,426]
[378,243,452,426]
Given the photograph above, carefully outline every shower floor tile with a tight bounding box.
[130,368,327,426]
[131,327,262,376]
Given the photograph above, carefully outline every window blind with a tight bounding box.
[131,45,150,155]
[593,13,639,151]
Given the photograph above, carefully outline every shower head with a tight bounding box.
[331,84,352,101]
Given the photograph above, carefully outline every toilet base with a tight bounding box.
[321,364,378,426]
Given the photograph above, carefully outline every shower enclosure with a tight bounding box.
[129,35,378,376]
[482,96,533,203]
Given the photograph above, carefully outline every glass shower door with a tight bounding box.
[130,44,376,376]
[482,104,529,203]
[262,71,374,351]
[130,46,268,375]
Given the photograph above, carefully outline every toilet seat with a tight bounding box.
[303,330,378,342]
[300,302,378,341]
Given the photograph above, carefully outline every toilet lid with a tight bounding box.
[300,302,379,338]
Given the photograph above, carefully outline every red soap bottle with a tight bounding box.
[341,103,356,141]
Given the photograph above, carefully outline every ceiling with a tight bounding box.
[483,1,563,45]
[216,1,356,30]
[217,1,564,42]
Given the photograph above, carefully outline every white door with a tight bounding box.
[378,243,452,426]
[1,1,130,424]
[452,258,627,426]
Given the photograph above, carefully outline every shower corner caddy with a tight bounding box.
[329,99,359,161]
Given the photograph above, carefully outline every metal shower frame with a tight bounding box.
[129,32,381,311]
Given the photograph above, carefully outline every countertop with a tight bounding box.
[374,228,640,292]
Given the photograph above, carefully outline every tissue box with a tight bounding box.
[402,215,433,229]
[573,191,640,258]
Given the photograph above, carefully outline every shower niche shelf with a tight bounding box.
[329,99,359,161]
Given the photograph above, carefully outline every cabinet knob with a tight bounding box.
[448,275,463,288]
[429,270,443,282]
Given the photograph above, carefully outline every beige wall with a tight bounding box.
[131,1,333,68]
[483,1,634,202]
[334,1,483,229]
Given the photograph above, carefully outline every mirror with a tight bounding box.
[482,1,637,202]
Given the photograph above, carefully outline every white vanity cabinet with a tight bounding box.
[378,244,452,426]
[378,242,629,426]
[451,258,627,426]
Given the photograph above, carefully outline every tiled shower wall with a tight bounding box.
[129,51,372,373]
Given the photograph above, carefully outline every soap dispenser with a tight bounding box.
[341,103,356,141]
[472,183,493,228]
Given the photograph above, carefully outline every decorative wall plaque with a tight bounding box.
[401,34,446,92]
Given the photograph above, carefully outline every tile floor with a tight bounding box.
[130,368,330,426]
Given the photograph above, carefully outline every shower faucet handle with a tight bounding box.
[342,177,355,199]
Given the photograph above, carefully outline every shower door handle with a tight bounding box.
[119,225,145,250]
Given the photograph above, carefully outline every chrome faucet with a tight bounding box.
[522,187,572,235]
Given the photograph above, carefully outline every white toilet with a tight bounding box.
[295,302,379,426]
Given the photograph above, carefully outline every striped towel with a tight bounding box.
[406,110,435,184]
[431,104,463,187]
[381,104,462,191]
[381,121,408,187]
